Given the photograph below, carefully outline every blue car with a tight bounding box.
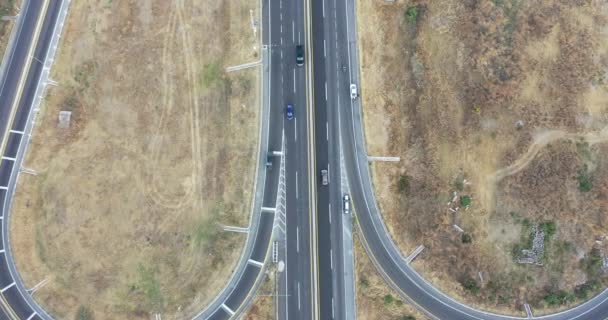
[286,104,294,120]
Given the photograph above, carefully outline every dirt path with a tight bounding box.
[490,126,608,183]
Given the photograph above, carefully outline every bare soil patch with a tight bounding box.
[358,0,608,313]
[10,0,260,319]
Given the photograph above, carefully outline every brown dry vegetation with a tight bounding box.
[10,0,260,319]
[0,0,20,57]
[355,235,427,320]
[358,0,608,314]
[242,269,274,320]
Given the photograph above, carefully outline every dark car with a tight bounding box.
[296,45,304,66]
[286,104,294,120]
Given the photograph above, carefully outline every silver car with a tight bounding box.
[350,84,358,99]
[343,194,350,215]
[321,169,329,185]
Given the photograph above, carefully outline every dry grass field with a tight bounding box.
[10,0,260,319]
[358,0,608,313]
[0,0,20,58]
[355,235,427,320]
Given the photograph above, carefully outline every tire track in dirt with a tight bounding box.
[146,0,204,212]
[489,126,608,183]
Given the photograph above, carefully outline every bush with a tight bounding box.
[575,280,601,300]
[383,294,395,305]
[401,316,416,320]
[577,170,592,192]
[582,248,603,278]
[75,306,92,320]
[461,233,472,244]
[405,6,419,24]
[543,290,575,306]
[397,175,410,195]
[539,221,556,238]
[460,195,472,207]
[359,276,369,289]
[461,275,480,295]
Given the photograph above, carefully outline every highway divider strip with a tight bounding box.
[304,0,320,317]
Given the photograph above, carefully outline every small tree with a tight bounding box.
[460,195,472,207]
[462,233,472,244]
[383,294,395,305]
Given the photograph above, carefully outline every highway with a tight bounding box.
[269,0,316,318]
[309,0,359,318]
[5,0,608,320]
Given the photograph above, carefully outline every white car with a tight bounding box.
[343,194,350,215]
[350,84,358,100]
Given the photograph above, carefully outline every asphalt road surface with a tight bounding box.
[309,0,356,318]
[268,0,316,317]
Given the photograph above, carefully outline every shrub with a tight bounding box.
[539,221,556,238]
[582,248,603,278]
[461,233,472,244]
[461,275,480,295]
[383,294,395,305]
[359,276,369,289]
[401,316,416,320]
[397,175,410,195]
[544,290,575,306]
[577,170,592,192]
[75,306,92,320]
[405,6,419,24]
[575,280,601,300]
[460,195,472,207]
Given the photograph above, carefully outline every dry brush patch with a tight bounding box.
[358,0,608,314]
[355,235,427,320]
[10,0,260,319]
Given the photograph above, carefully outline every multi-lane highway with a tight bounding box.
[269,0,315,317]
[6,0,608,320]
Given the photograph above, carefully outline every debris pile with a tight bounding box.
[517,225,545,266]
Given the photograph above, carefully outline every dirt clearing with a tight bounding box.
[358,0,608,314]
[10,0,260,319]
